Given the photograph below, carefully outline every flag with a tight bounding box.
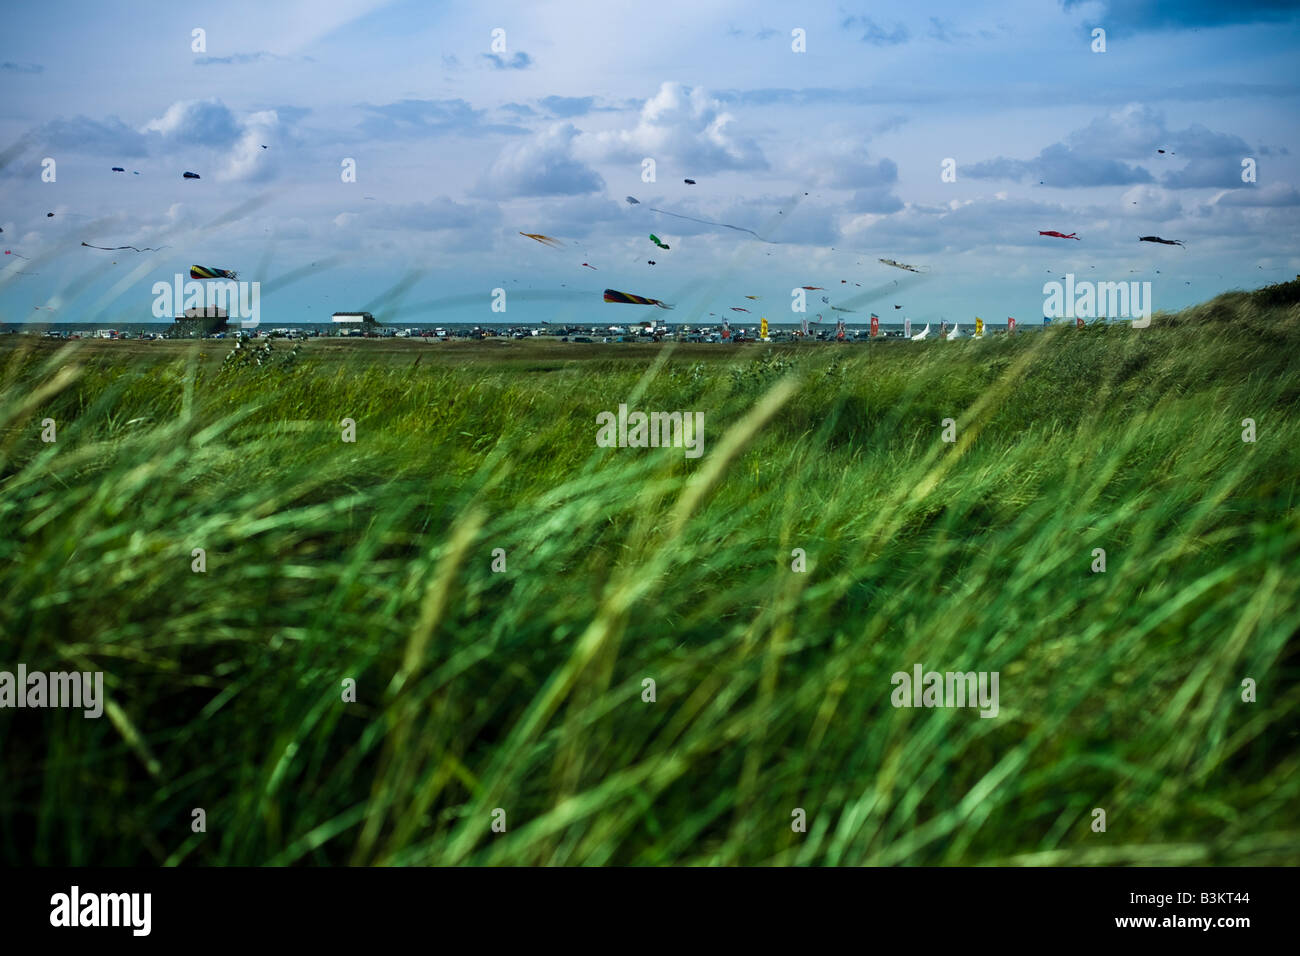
[975,317,984,336]
[904,317,911,338]
[801,317,808,336]
[836,319,845,340]
[760,317,769,338]
[870,313,879,337]
[722,316,730,340]
[1008,316,1016,333]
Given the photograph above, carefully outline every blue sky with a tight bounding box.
[2,0,1298,327]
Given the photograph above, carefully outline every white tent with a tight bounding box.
[911,323,930,341]
[946,323,963,340]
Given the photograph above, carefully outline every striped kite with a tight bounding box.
[190,264,238,280]
[603,288,673,309]
[1038,231,1079,240]
[879,257,928,272]
[520,232,563,248]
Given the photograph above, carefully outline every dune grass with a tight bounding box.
[1,284,1298,866]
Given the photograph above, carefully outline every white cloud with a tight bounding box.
[142,99,242,143]
[581,82,767,174]
[1211,182,1300,207]
[475,123,605,198]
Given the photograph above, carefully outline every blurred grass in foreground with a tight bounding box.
[1,285,1298,866]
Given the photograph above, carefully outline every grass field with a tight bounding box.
[2,284,1298,866]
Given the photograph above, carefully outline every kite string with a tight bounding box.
[82,241,169,252]
[645,207,777,244]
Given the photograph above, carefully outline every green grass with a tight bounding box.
[2,283,1298,866]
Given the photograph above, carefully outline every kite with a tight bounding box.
[1038,231,1079,240]
[5,250,30,259]
[800,286,825,290]
[1139,236,1184,246]
[647,260,656,265]
[744,295,760,299]
[581,262,597,270]
[643,204,775,243]
[47,212,54,217]
[183,172,201,179]
[730,307,751,313]
[520,232,563,248]
[821,296,829,303]
[190,265,238,280]
[684,178,696,185]
[649,234,670,249]
[626,196,640,204]
[603,288,672,309]
[894,304,902,309]
[879,257,928,272]
[111,167,125,172]
[831,305,856,313]
[82,241,169,253]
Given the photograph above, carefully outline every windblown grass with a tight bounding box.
[2,288,1298,865]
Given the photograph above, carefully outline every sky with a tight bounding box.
[1,0,1298,327]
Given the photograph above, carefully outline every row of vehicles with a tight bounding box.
[27,325,927,343]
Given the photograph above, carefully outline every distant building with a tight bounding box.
[332,311,376,324]
[171,306,228,336]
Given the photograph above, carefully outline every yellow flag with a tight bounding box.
[975,317,984,336]
[760,317,769,338]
